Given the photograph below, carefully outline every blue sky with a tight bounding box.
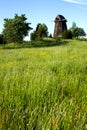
[0,0,87,39]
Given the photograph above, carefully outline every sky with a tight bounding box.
[0,0,87,40]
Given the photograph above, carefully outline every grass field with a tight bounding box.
[0,40,87,130]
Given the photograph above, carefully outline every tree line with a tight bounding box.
[0,14,86,44]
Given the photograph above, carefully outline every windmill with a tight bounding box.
[53,15,67,37]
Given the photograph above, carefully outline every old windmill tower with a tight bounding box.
[54,15,67,37]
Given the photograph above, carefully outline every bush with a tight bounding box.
[62,30,72,39]
[0,34,6,44]
[30,32,41,41]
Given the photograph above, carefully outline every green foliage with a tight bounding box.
[62,30,73,39]
[0,34,6,44]
[70,22,86,38]
[0,34,4,44]
[30,23,48,41]
[2,41,50,49]
[3,14,32,43]
[71,22,77,31]
[30,31,40,41]
[73,27,86,38]
[0,40,87,129]
[0,38,66,49]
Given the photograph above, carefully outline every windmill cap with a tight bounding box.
[55,15,67,22]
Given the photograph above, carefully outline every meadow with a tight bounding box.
[0,40,87,130]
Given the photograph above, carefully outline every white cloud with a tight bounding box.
[63,0,87,5]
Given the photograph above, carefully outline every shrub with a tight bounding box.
[62,30,72,39]
[30,32,41,41]
[0,34,6,44]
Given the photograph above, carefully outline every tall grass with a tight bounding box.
[0,40,87,130]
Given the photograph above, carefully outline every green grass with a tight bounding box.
[0,38,66,49]
[0,40,87,130]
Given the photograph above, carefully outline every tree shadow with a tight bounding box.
[30,39,69,48]
[1,39,69,49]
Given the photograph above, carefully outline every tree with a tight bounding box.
[71,22,77,31]
[30,23,48,41]
[3,14,32,43]
[70,22,77,38]
[73,27,86,38]
[70,22,86,38]
[30,31,39,41]
[36,23,48,37]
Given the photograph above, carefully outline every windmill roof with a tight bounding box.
[55,15,67,22]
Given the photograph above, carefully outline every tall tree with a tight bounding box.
[73,27,86,38]
[3,14,32,43]
[30,23,48,40]
[70,22,86,38]
[71,22,77,31]
[36,23,48,37]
